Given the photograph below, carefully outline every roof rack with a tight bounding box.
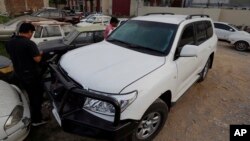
[186,14,209,20]
[144,13,174,16]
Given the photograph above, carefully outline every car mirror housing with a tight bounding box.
[180,45,198,57]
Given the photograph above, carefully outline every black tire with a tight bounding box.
[198,57,211,82]
[235,41,249,51]
[127,99,168,141]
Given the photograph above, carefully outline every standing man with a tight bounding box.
[6,23,46,126]
[104,16,119,39]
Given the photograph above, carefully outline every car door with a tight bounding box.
[174,23,200,98]
[214,23,236,40]
[39,25,63,44]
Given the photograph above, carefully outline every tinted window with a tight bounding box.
[206,21,213,38]
[108,20,177,55]
[73,32,94,44]
[195,22,207,44]
[37,11,49,17]
[34,26,42,38]
[214,23,235,31]
[94,31,104,42]
[178,24,195,47]
[42,26,62,37]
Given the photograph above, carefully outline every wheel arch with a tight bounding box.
[159,90,172,109]
[209,52,214,69]
[234,40,250,46]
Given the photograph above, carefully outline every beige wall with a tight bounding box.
[138,7,250,26]
[0,0,7,15]
[101,0,112,15]
[43,0,49,8]
[219,9,250,26]
[130,0,144,16]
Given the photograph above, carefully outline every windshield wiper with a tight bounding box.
[107,38,132,46]
[130,44,164,54]
[108,38,164,54]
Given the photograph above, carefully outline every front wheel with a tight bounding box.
[127,99,168,141]
[235,41,248,51]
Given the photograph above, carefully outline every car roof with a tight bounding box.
[213,21,229,25]
[133,14,211,24]
[31,20,72,26]
[76,25,105,32]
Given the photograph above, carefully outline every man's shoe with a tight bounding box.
[32,121,47,126]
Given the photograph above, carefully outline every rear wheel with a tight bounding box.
[235,41,249,51]
[127,99,168,141]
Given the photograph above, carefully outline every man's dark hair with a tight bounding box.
[110,17,119,24]
[19,22,35,33]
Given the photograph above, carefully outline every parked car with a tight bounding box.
[0,15,51,41]
[30,21,75,44]
[76,15,111,27]
[0,55,13,82]
[0,80,31,141]
[79,13,103,22]
[213,22,249,41]
[236,25,250,33]
[38,24,105,62]
[31,9,81,24]
[228,32,250,51]
[45,14,217,140]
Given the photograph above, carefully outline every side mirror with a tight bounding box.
[179,45,198,57]
[229,28,235,32]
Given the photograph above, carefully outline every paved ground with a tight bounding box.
[25,41,250,141]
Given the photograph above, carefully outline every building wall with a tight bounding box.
[101,0,112,15]
[0,0,7,15]
[27,0,44,11]
[5,0,27,16]
[4,0,45,16]
[192,0,229,4]
[138,6,250,26]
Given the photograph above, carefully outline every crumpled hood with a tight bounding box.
[38,39,66,53]
[0,81,21,117]
[60,41,165,93]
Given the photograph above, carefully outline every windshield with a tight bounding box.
[63,29,79,45]
[86,16,96,23]
[107,20,177,55]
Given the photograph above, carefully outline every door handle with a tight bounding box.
[43,39,48,41]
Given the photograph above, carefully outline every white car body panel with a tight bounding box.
[31,25,66,45]
[228,32,250,45]
[214,22,247,41]
[60,41,165,93]
[0,81,30,141]
[76,15,111,27]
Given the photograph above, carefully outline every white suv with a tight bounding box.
[45,14,217,140]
